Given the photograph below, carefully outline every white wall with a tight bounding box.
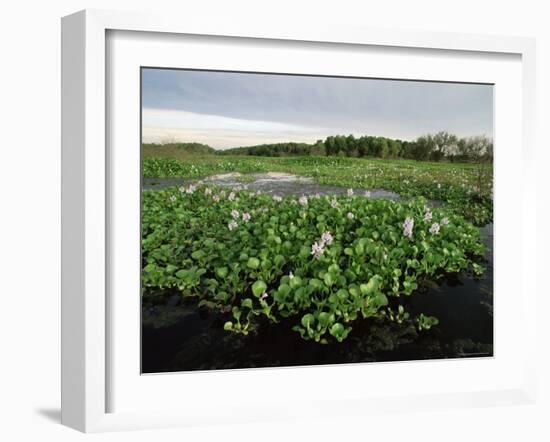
[0,1,547,441]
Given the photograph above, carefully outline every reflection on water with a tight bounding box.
[141,174,493,373]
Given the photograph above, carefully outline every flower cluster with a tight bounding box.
[272,195,282,202]
[441,217,450,225]
[242,212,251,222]
[204,187,212,196]
[321,231,334,245]
[231,209,240,219]
[311,231,334,259]
[347,188,354,197]
[228,220,238,231]
[364,190,371,198]
[330,198,338,209]
[298,195,308,206]
[228,191,236,201]
[403,217,414,238]
[429,222,440,235]
[424,208,433,221]
[311,241,325,259]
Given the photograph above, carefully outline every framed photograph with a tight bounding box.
[61,9,537,432]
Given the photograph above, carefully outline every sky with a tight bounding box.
[141,68,493,150]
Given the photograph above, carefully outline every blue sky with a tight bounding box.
[142,68,493,149]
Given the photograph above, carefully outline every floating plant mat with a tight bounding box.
[141,182,492,372]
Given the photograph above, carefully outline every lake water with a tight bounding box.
[143,172,402,200]
[141,173,493,373]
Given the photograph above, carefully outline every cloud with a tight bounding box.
[142,108,331,148]
[142,68,493,149]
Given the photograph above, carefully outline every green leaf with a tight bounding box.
[252,280,267,297]
[215,267,228,278]
[191,250,205,260]
[301,313,315,329]
[241,298,253,309]
[247,257,260,269]
[289,276,302,289]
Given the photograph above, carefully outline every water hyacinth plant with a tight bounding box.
[142,184,486,343]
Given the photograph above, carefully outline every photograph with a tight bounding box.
[140,68,494,373]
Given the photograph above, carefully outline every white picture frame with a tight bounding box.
[61,9,537,433]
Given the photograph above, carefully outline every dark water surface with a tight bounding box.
[141,175,493,373]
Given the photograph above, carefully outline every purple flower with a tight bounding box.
[321,231,334,246]
[441,217,449,225]
[242,212,251,222]
[403,217,414,238]
[261,292,268,300]
[424,210,433,222]
[228,220,238,231]
[231,209,240,219]
[347,212,354,220]
[298,195,308,206]
[311,241,325,259]
[347,188,354,197]
[429,222,440,235]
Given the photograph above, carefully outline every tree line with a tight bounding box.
[218,131,493,162]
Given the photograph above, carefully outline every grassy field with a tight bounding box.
[142,154,493,225]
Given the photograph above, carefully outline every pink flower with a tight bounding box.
[429,222,440,235]
[424,210,433,222]
[321,231,334,245]
[311,241,325,259]
[298,196,308,206]
[231,209,240,219]
[261,292,268,300]
[242,212,251,222]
